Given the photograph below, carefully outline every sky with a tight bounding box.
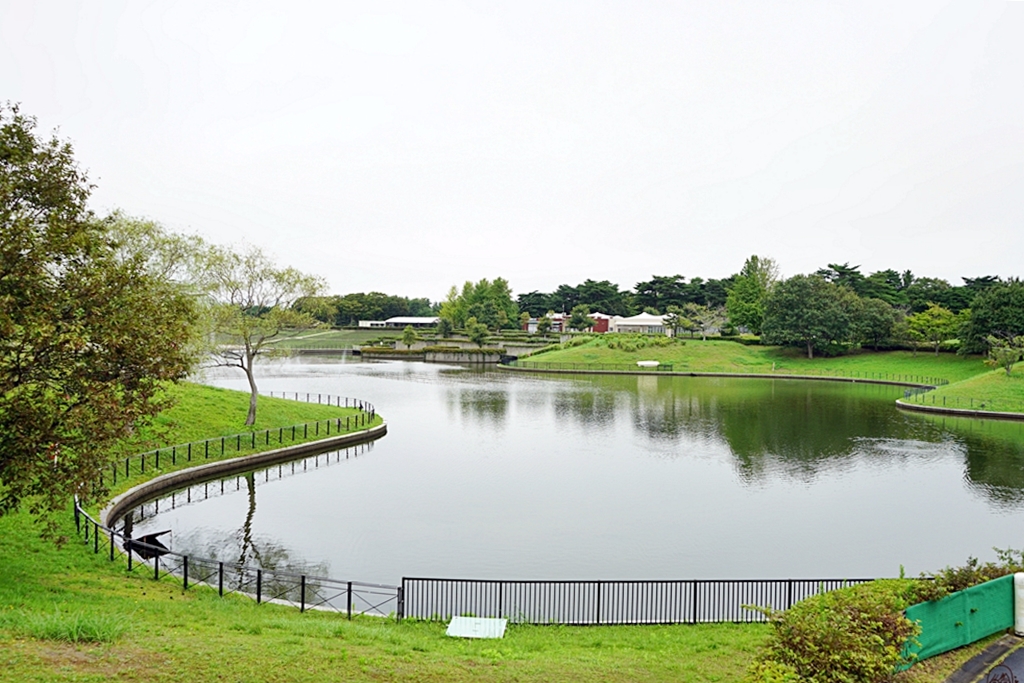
[2,1,1023,301]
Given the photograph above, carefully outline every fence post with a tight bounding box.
[300,575,306,612]
[257,569,262,604]
[74,503,81,533]
[183,556,189,590]
[691,581,698,623]
[127,542,133,571]
[347,581,353,619]
[110,532,115,561]
[94,521,99,554]
[595,581,602,625]
[154,555,160,581]
[787,579,793,609]
[218,562,224,596]
[397,584,404,621]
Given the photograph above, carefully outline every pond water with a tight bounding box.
[128,357,1024,586]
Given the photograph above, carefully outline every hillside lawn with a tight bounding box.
[918,363,1024,414]
[523,337,990,384]
[0,382,1010,681]
[265,328,400,349]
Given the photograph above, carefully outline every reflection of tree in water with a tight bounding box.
[165,472,329,578]
[446,388,509,427]
[552,389,617,427]
[918,416,1024,508]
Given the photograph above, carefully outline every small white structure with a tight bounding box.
[610,313,670,335]
[446,616,508,639]
[357,320,386,328]
[384,316,440,328]
[636,360,660,368]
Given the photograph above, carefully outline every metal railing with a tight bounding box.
[73,447,401,620]
[507,360,948,386]
[400,577,873,624]
[901,391,1024,415]
[509,361,676,372]
[99,394,376,490]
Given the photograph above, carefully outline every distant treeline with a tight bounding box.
[294,292,438,326]
[515,266,998,318]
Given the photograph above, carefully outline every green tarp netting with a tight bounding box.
[905,574,1014,663]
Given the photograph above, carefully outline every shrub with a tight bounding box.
[747,580,927,683]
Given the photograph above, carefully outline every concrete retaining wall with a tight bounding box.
[102,423,387,528]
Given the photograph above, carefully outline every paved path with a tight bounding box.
[944,634,1024,682]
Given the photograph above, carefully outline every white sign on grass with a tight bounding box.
[446,616,508,639]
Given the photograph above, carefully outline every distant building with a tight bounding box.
[383,316,440,328]
[358,320,387,328]
[523,312,612,333]
[609,313,670,335]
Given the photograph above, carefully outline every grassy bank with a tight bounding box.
[909,364,1024,414]
[522,337,989,384]
[92,382,383,506]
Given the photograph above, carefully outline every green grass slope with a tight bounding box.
[910,363,1024,414]
[522,337,988,384]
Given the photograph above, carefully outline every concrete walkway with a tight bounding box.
[943,634,1024,682]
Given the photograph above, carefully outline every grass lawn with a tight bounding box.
[522,337,989,384]
[93,382,383,507]
[913,363,1024,414]
[266,328,400,349]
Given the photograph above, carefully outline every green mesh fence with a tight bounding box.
[904,574,1014,664]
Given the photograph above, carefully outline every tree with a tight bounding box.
[401,325,418,349]
[634,274,689,312]
[684,303,726,342]
[440,278,518,329]
[519,311,531,329]
[663,305,690,338]
[200,244,324,425]
[907,304,958,355]
[960,280,1024,354]
[465,316,489,347]
[537,315,553,335]
[856,298,899,350]
[436,316,453,338]
[0,105,199,532]
[985,335,1024,376]
[761,275,860,358]
[726,255,778,334]
[567,304,596,331]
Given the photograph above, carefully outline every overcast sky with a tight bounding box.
[3,1,1022,300]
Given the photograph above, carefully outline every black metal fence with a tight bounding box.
[73,496,402,620]
[400,577,873,625]
[100,393,376,490]
[507,360,949,386]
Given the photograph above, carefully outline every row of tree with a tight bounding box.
[293,292,435,326]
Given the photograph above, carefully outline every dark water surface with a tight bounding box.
[129,358,1024,585]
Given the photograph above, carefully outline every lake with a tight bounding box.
[127,357,1024,586]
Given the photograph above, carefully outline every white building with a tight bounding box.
[383,316,440,328]
[609,313,670,336]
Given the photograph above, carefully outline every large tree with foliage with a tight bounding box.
[567,304,596,331]
[856,298,900,350]
[439,277,518,330]
[907,303,960,355]
[0,106,199,533]
[960,280,1024,354]
[761,275,860,358]
[200,244,324,425]
[726,255,779,334]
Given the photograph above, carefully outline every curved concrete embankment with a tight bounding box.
[102,422,387,528]
[499,364,937,388]
[895,400,1024,422]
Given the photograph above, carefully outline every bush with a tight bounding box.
[747,580,927,683]
[915,548,1024,601]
